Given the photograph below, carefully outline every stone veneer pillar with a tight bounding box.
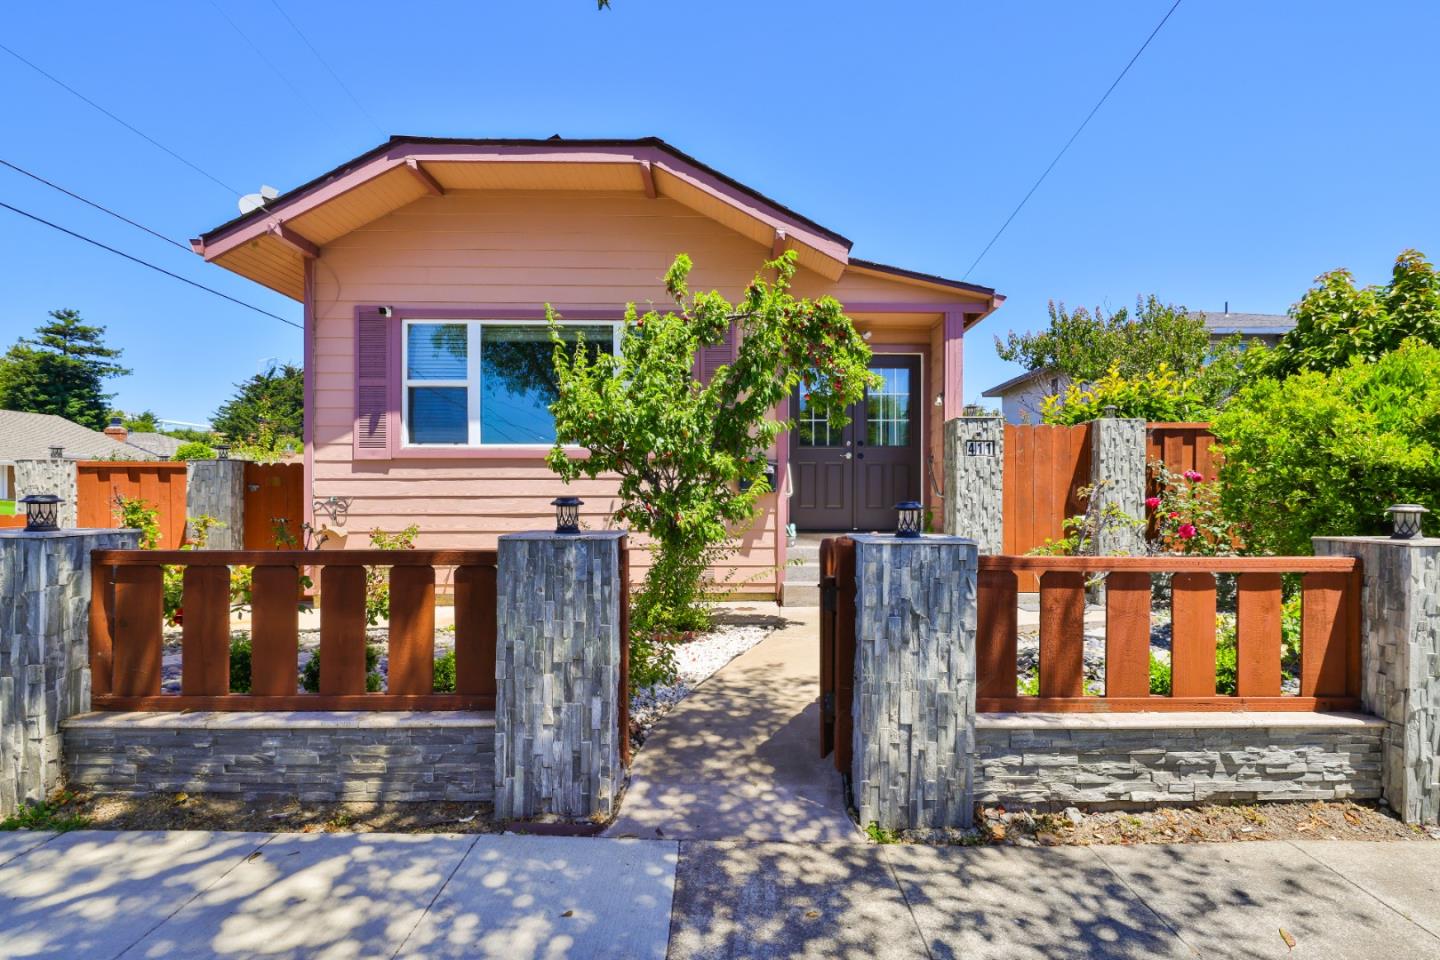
[185,460,246,549]
[0,527,139,816]
[494,530,626,820]
[851,533,979,830]
[13,459,79,530]
[1314,535,1440,824]
[1089,416,1147,556]
[942,417,1004,552]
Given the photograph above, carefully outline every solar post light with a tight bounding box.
[19,494,62,532]
[552,496,583,534]
[1386,503,1429,540]
[895,500,924,539]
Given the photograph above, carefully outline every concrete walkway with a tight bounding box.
[2,831,1438,959]
[607,605,861,842]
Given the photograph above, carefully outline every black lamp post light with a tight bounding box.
[895,500,924,539]
[1386,503,1429,540]
[215,440,231,461]
[19,494,62,532]
[553,496,583,534]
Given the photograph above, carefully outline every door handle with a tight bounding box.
[843,452,853,460]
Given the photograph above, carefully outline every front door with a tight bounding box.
[791,355,922,531]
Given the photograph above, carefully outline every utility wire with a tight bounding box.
[962,0,1184,279]
[0,158,191,252]
[268,0,385,138]
[0,41,241,197]
[207,0,349,141]
[0,200,302,329]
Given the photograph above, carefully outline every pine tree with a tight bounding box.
[0,310,131,429]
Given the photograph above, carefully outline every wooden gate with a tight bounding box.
[818,536,856,771]
[1001,424,1092,590]
[243,462,305,549]
[76,462,188,548]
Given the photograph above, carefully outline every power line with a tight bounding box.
[0,41,241,197]
[0,199,301,330]
[962,0,1184,279]
[268,0,385,138]
[0,158,190,251]
[207,0,348,141]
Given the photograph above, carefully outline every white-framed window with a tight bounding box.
[402,319,620,447]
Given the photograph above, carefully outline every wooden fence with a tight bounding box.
[1147,422,1219,480]
[88,549,498,710]
[71,460,306,549]
[243,462,305,549]
[976,554,1361,713]
[77,462,188,548]
[1001,423,1092,590]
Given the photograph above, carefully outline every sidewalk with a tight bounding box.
[606,605,860,842]
[2,830,1437,959]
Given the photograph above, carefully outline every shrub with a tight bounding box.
[1148,653,1172,696]
[365,525,419,625]
[432,649,456,693]
[172,441,216,461]
[230,636,252,693]
[1214,339,1440,555]
[1147,463,1241,556]
[301,644,382,693]
[1041,362,1216,425]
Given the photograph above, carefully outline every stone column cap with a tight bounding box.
[499,529,628,543]
[1314,535,1440,548]
[849,532,978,547]
[0,528,134,540]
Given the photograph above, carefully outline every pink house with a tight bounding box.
[192,137,1003,598]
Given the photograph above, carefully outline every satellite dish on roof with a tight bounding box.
[237,184,281,215]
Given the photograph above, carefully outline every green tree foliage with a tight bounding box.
[173,440,217,461]
[1041,362,1214,424]
[1213,339,1440,555]
[113,409,159,432]
[1267,249,1440,377]
[547,252,874,661]
[0,310,130,429]
[997,296,1248,414]
[211,363,303,444]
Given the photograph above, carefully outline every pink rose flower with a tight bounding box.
[1178,523,1198,540]
[1184,470,1203,482]
[1145,496,1161,510]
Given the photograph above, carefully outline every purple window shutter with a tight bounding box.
[353,307,393,459]
[694,320,738,383]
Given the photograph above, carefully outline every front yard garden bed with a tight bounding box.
[886,801,1438,847]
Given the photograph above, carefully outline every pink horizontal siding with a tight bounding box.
[311,189,971,596]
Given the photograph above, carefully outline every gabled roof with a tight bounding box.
[0,410,158,462]
[981,368,1058,398]
[192,136,1000,310]
[125,432,184,459]
[1199,311,1294,337]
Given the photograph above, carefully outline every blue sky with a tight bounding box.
[2,1,1437,425]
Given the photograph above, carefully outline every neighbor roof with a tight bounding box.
[1199,311,1294,337]
[192,136,1000,312]
[124,432,184,459]
[0,410,158,462]
[981,368,1059,398]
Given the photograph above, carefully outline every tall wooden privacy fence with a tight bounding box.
[87,549,498,710]
[976,554,1361,713]
[70,460,304,549]
[78,462,188,548]
[1147,422,1219,481]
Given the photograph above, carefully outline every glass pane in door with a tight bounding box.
[866,367,911,446]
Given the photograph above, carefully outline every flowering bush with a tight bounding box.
[1146,462,1242,555]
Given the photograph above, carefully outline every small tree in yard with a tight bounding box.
[547,252,874,681]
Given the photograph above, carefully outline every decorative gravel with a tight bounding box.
[628,622,771,745]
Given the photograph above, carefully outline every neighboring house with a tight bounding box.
[0,410,157,500]
[124,431,185,459]
[981,310,1293,424]
[191,136,1004,597]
